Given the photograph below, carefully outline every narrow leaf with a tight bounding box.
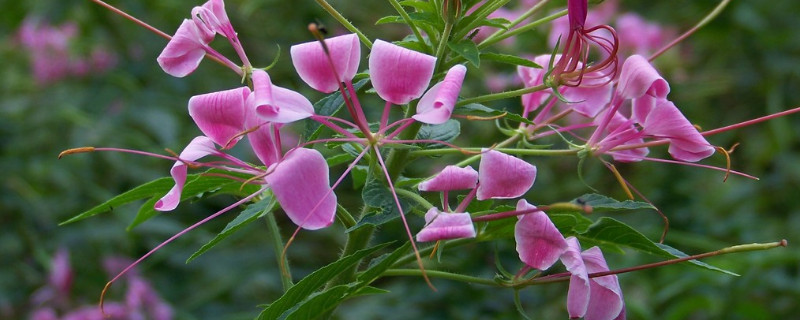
[448,40,481,67]
[279,285,351,320]
[481,53,541,68]
[60,176,176,225]
[357,242,411,283]
[572,193,655,213]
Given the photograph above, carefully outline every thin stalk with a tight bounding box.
[336,204,357,229]
[410,147,578,158]
[395,188,435,209]
[388,0,432,53]
[265,213,293,291]
[456,83,548,107]
[434,18,454,72]
[649,0,732,61]
[383,269,500,286]
[478,2,558,49]
[314,0,373,49]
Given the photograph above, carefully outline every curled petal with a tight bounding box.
[582,247,625,320]
[641,100,714,162]
[418,165,478,192]
[416,208,476,242]
[265,148,337,230]
[155,136,218,211]
[618,55,669,120]
[514,200,567,270]
[250,69,314,123]
[369,39,436,104]
[197,0,235,38]
[477,149,537,200]
[157,19,211,77]
[291,33,361,93]
[413,64,467,124]
[188,87,249,149]
[561,237,590,319]
[595,109,649,162]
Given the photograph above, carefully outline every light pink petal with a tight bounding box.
[265,148,337,230]
[617,55,669,106]
[641,99,714,162]
[594,109,649,162]
[413,64,467,124]
[369,39,436,104]
[582,247,625,320]
[188,87,249,149]
[418,165,478,192]
[197,0,235,38]
[561,237,590,319]
[291,33,361,93]
[157,19,210,77]
[477,149,537,200]
[250,69,314,123]
[245,116,281,167]
[517,55,554,114]
[416,208,476,242]
[561,80,613,118]
[514,200,567,270]
[155,136,218,211]
[49,248,72,295]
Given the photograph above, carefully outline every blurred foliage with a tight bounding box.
[1,0,798,319]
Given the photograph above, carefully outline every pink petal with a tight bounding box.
[594,109,649,162]
[155,136,218,211]
[617,55,669,119]
[582,247,625,320]
[49,248,72,295]
[413,64,467,124]
[416,208,476,242]
[641,99,714,162]
[369,39,436,104]
[514,200,567,270]
[477,149,537,200]
[291,33,361,93]
[250,69,314,123]
[561,237,590,319]
[561,75,614,118]
[188,87,249,149]
[418,165,478,192]
[157,19,210,77]
[244,117,281,167]
[197,0,235,38]
[265,148,337,230]
[517,55,554,113]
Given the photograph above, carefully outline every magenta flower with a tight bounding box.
[560,237,625,320]
[291,33,361,93]
[188,87,250,149]
[250,69,315,123]
[413,64,468,124]
[639,99,715,162]
[477,149,537,200]
[616,13,668,56]
[157,19,214,77]
[369,39,437,104]
[617,55,670,120]
[514,200,568,270]
[416,208,476,242]
[265,148,337,230]
[155,136,220,211]
[418,165,478,192]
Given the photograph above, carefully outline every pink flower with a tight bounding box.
[157,19,213,77]
[560,237,626,320]
[291,33,361,93]
[639,99,715,162]
[250,69,315,123]
[418,165,478,192]
[616,13,668,56]
[154,136,220,211]
[413,64,468,124]
[368,40,436,104]
[617,55,670,120]
[416,208,476,242]
[477,149,537,200]
[514,200,568,270]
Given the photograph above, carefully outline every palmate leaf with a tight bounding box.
[186,196,276,263]
[258,243,390,320]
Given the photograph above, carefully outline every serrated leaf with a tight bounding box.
[480,53,542,68]
[357,242,411,283]
[448,40,480,67]
[572,193,655,213]
[416,119,460,149]
[258,243,389,320]
[455,103,533,125]
[186,196,275,263]
[577,217,737,275]
[279,285,351,320]
[304,79,369,140]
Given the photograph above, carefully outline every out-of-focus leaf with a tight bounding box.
[358,242,411,283]
[481,53,541,68]
[350,178,415,232]
[572,193,655,213]
[448,40,481,67]
[416,120,460,149]
[279,285,351,320]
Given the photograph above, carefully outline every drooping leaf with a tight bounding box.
[279,285,351,320]
[186,196,275,263]
[258,243,390,319]
[455,103,533,125]
[479,17,511,29]
[572,193,655,213]
[577,217,738,275]
[481,53,542,69]
[448,39,481,67]
[415,119,460,149]
[304,78,369,140]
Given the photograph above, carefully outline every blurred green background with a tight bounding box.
[1,0,798,319]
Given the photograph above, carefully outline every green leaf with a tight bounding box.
[59,176,176,225]
[479,17,511,29]
[550,212,594,234]
[398,0,435,13]
[348,286,390,298]
[186,196,275,263]
[572,193,655,213]
[577,217,738,275]
[258,243,390,320]
[304,79,369,140]
[448,40,480,67]
[480,53,542,68]
[357,242,411,284]
[655,243,740,276]
[349,179,415,232]
[455,103,533,125]
[326,153,356,167]
[415,119,460,149]
[279,285,351,320]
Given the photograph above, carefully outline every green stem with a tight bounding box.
[388,0,432,53]
[336,204,357,229]
[392,237,474,267]
[314,0,373,49]
[478,0,552,48]
[410,147,578,158]
[394,188,435,209]
[264,213,293,292]
[478,9,566,49]
[456,83,548,107]
[383,269,501,286]
[452,0,511,40]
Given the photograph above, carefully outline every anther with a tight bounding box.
[58,147,96,159]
